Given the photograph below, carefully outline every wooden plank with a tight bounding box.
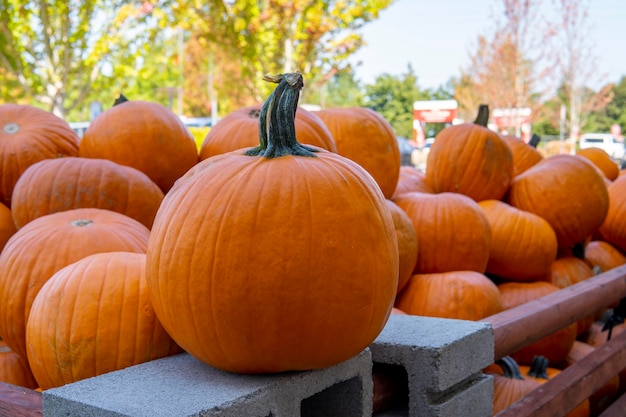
[481,265,626,360]
[0,381,42,416]
[495,326,626,417]
[598,391,626,417]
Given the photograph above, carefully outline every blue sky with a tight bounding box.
[349,0,626,90]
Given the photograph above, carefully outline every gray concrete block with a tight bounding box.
[42,349,373,417]
[371,314,494,417]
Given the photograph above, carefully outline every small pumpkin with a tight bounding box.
[392,166,434,198]
[0,344,38,389]
[146,73,398,374]
[385,200,419,295]
[487,356,541,415]
[576,147,619,181]
[598,175,626,253]
[583,240,626,274]
[501,134,543,177]
[0,202,16,253]
[425,104,514,202]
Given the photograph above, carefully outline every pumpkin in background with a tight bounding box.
[385,200,419,295]
[583,240,626,274]
[0,104,79,207]
[479,200,558,281]
[0,208,150,360]
[146,73,398,374]
[0,202,16,253]
[501,134,543,177]
[425,104,514,202]
[26,252,182,390]
[584,321,626,396]
[0,343,38,389]
[199,105,337,160]
[497,281,578,365]
[599,176,626,253]
[508,154,609,250]
[392,166,433,198]
[486,356,541,415]
[393,192,491,274]
[79,96,198,193]
[11,157,164,230]
[576,147,619,181]
[315,107,400,199]
[395,271,503,321]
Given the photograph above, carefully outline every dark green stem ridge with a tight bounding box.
[474,104,490,127]
[246,72,318,159]
[497,356,524,380]
[526,356,549,379]
[114,94,129,106]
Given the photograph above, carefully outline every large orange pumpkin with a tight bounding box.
[26,252,182,390]
[478,199,558,281]
[385,200,418,295]
[425,105,514,202]
[146,73,398,374]
[11,157,164,229]
[501,134,543,177]
[315,107,400,198]
[598,176,626,252]
[199,105,337,160]
[79,96,198,193]
[393,192,491,274]
[0,104,79,206]
[576,147,619,181]
[395,271,503,321]
[0,208,150,360]
[487,356,542,415]
[0,202,16,253]
[508,154,609,250]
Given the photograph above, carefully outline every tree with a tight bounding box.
[300,69,365,108]
[364,65,431,139]
[0,0,168,119]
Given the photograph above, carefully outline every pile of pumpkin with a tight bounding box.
[0,72,624,417]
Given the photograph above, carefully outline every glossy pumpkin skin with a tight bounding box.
[392,166,433,198]
[199,105,337,160]
[487,356,542,415]
[497,281,578,365]
[0,202,16,253]
[501,135,543,177]
[0,208,150,360]
[508,154,609,250]
[425,108,514,202]
[395,271,503,321]
[393,192,491,274]
[0,104,79,207]
[26,252,182,390]
[576,147,619,181]
[11,157,164,230]
[583,240,626,273]
[146,74,398,374]
[479,200,558,281]
[79,99,198,193]
[0,341,38,389]
[385,200,419,295]
[315,107,401,199]
[599,176,626,252]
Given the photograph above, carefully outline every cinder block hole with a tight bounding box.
[372,363,408,415]
[301,376,362,417]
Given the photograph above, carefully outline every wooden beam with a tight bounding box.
[598,391,626,417]
[0,381,42,416]
[481,265,626,360]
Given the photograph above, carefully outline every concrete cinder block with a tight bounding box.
[371,314,494,417]
[42,349,373,417]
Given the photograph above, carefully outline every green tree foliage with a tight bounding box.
[363,65,431,139]
[300,70,365,108]
[586,77,626,133]
[0,0,169,119]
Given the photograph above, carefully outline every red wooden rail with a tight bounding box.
[481,264,626,417]
[0,381,41,416]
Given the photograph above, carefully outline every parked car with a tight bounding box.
[579,133,625,161]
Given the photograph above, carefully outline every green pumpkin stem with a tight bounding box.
[526,356,550,379]
[496,356,524,380]
[246,72,318,159]
[474,104,490,127]
[114,94,129,106]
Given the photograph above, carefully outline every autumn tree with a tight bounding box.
[0,0,169,119]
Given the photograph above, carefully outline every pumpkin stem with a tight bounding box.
[496,356,524,380]
[526,356,550,379]
[246,72,318,159]
[114,94,129,106]
[474,104,490,127]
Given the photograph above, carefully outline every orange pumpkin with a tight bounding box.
[26,252,182,389]
[385,200,419,295]
[508,154,609,250]
[146,73,398,374]
[497,281,577,365]
[393,192,491,274]
[0,202,16,253]
[0,104,79,206]
[0,346,38,389]
[79,96,198,193]
[479,200,558,281]
[425,104,514,202]
[199,105,337,160]
[501,134,543,176]
[487,356,541,415]
[583,240,626,274]
[315,107,401,198]
[576,147,619,181]
[11,157,164,229]
[395,271,503,321]
[0,208,150,360]
[392,166,433,198]
[599,176,626,253]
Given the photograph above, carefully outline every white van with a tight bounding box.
[579,133,625,160]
